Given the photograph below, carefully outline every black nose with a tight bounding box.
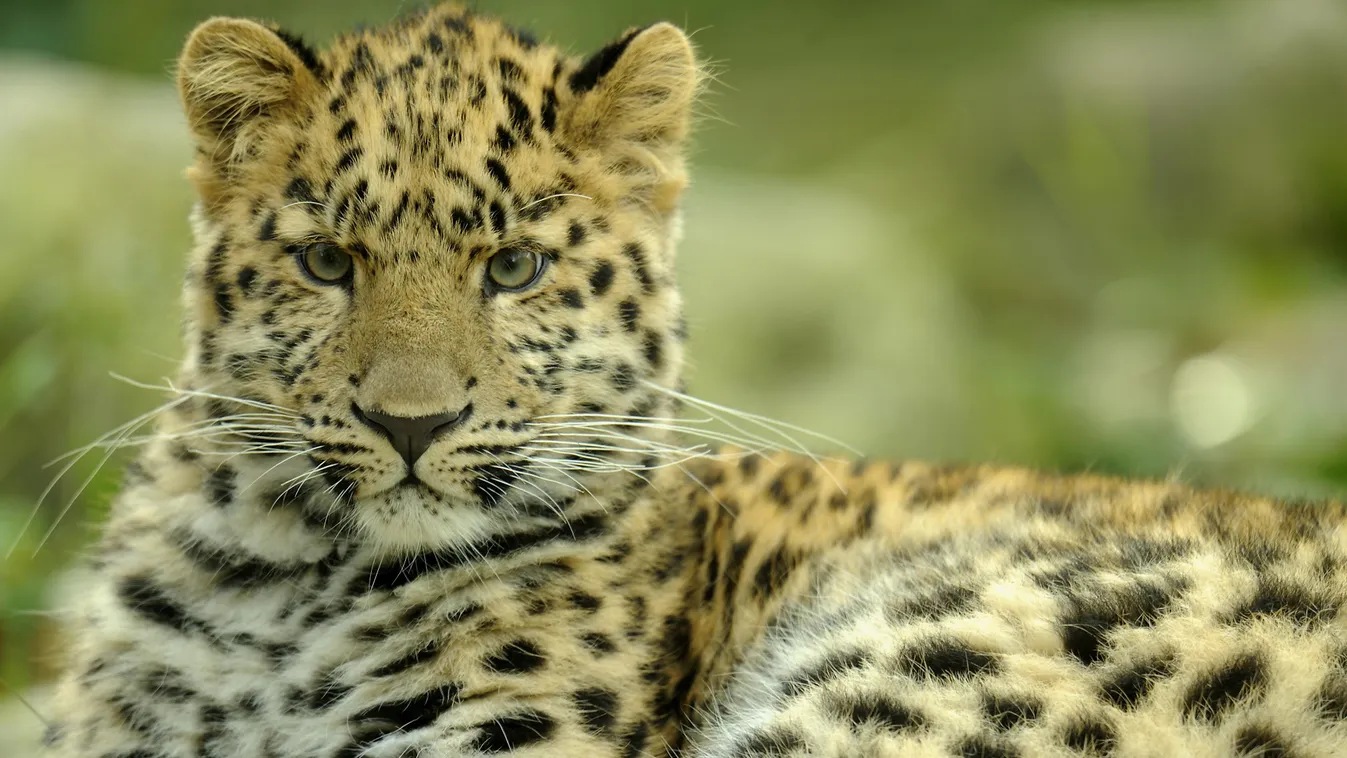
[354,403,472,468]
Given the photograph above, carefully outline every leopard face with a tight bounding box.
[173,4,699,551]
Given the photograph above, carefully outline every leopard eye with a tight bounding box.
[299,243,353,284]
[487,248,544,291]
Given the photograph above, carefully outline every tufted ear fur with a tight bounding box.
[564,23,699,203]
[177,18,319,199]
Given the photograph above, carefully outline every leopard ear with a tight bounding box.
[563,22,699,156]
[177,18,320,165]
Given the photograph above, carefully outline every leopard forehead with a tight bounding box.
[170,3,699,546]
[197,5,686,270]
[271,10,608,267]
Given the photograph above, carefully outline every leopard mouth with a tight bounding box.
[394,476,432,492]
[360,475,443,502]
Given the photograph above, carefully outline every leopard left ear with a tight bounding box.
[177,17,320,201]
[563,23,700,158]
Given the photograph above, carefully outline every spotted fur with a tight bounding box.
[42,4,1347,758]
[682,459,1347,756]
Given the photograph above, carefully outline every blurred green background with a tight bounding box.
[4,0,1347,742]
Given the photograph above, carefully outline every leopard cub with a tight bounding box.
[42,4,1347,758]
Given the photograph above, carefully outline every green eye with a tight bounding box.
[488,248,544,291]
[300,243,353,284]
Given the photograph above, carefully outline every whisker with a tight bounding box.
[481,451,577,524]
[18,379,305,559]
[7,392,190,561]
[39,395,195,470]
[527,449,710,476]
[0,676,48,726]
[528,428,754,457]
[506,471,571,522]
[518,458,601,507]
[678,460,736,519]
[518,192,592,212]
[539,418,785,452]
[42,431,293,467]
[109,374,302,417]
[530,414,721,428]
[235,448,321,499]
[273,462,341,514]
[525,442,702,464]
[279,199,335,213]
[642,382,854,493]
[532,425,766,459]
[31,414,150,558]
[495,456,580,492]
[526,434,712,459]
[643,381,861,455]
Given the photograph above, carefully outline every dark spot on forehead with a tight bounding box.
[558,288,584,309]
[258,212,278,242]
[488,201,507,233]
[621,242,654,293]
[568,222,586,247]
[588,261,614,295]
[444,14,470,34]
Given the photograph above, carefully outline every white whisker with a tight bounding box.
[519,192,592,212]
[279,200,335,213]
[8,392,190,561]
[109,374,302,417]
[642,381,854,493]
[533,424,765,459]
[526,434,712,458]
[532,424,767,457]
[518,458,601,507]
[32,417,145,558]
[237,449,321,499]
[643,381,860,454]
[0,677,48,726]
[530,414,799,454]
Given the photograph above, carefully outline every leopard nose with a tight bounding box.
[354,404,472,468]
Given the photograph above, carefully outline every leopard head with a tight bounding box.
[167,4,700,551]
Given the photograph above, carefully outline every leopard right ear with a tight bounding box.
[561,23,700,216]
[563,23,699,156]
[176,18,320,180]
